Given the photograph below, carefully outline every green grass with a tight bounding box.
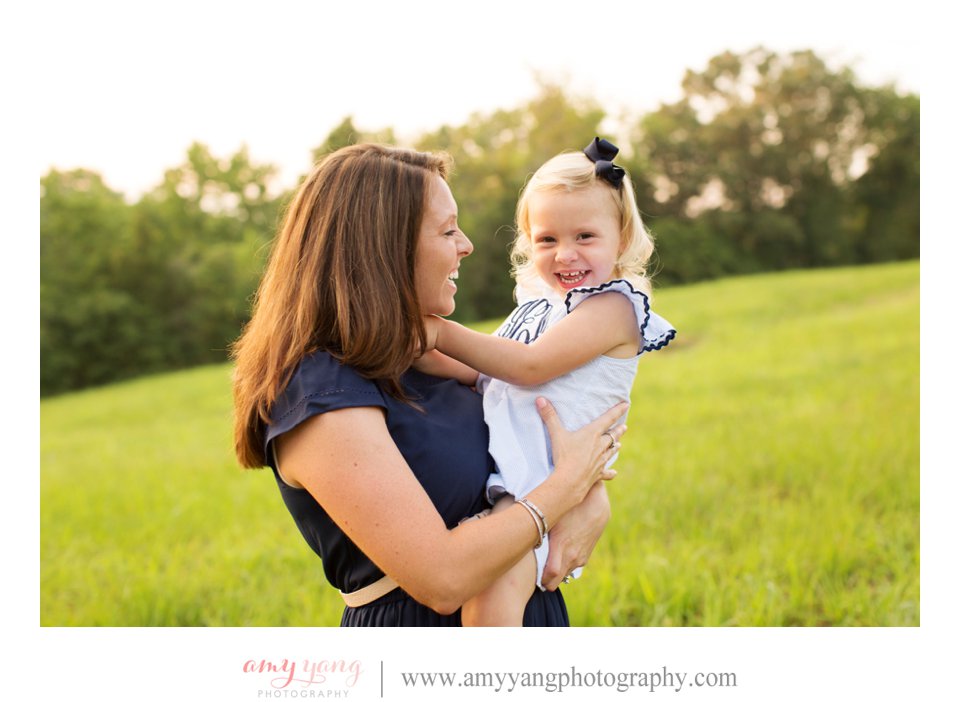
[40,261,919,626]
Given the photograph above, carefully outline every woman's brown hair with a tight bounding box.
[231,143,452,468]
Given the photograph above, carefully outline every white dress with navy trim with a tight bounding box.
[479,279,676,588]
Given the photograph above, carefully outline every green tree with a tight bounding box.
[851,90,920,261]
[40,169,140,393]
[631,47,918,280]
[130,142,280,369]
[40,144,282,395]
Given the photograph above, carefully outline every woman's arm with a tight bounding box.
[275,398,627,614]
[428,292,640,386]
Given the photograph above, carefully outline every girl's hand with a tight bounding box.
[536,397,627,504]
[541,482,611,591]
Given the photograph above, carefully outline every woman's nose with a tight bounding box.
[458,232,474,257]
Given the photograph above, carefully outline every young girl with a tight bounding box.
[421,137,676,626]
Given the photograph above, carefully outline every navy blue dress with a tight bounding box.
[265,351,569,626]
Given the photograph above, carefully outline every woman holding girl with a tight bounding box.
[231,142,627,626]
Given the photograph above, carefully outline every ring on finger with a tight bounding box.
[602,432,615,451]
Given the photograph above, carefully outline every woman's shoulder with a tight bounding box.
[279,350,384,409]
[564,279,677,354]
[285,349,380,397]
[267,351,387,446]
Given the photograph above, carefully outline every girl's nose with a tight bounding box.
[556,244,577,264]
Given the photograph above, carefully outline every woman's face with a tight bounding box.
[415,175,473,316]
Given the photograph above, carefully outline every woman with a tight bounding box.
[232,143,627,625]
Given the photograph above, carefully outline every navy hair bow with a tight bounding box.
[583,137,625,188]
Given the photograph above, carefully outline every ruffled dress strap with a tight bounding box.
[563,279,676,354]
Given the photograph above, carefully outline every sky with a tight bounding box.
[22,0,926,199]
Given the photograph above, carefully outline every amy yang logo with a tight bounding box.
[242,657,362,698]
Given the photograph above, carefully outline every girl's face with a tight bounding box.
[528,183,622,296]
[415,175,473,316]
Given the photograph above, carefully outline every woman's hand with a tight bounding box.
[536,397,627,505]
[541,482,611,590]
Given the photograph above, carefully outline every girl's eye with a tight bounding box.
[577,232,594,240]
[535,236,555,245]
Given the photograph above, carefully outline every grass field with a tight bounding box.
[40,261,920,626]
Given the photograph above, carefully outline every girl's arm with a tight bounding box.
[428,292,640,386]
[412,349,480,386]
[274,398,627,615]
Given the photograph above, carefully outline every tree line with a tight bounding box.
[40,47,919,395]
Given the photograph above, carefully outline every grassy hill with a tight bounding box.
[40,261,919,626]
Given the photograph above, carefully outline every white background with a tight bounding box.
[8,1,953,699]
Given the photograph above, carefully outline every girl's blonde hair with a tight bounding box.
[231,143,452,468]
[510,151,655,298]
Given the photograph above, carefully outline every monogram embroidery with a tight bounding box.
[496,299,553,344]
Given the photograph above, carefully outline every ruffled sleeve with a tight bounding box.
[264,351,387,463]
[564,279,677,355]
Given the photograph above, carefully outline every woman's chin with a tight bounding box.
[425,300,455,317]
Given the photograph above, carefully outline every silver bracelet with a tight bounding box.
[517,497,546,547]
[517,500,546,548]
[518,496,548,533]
